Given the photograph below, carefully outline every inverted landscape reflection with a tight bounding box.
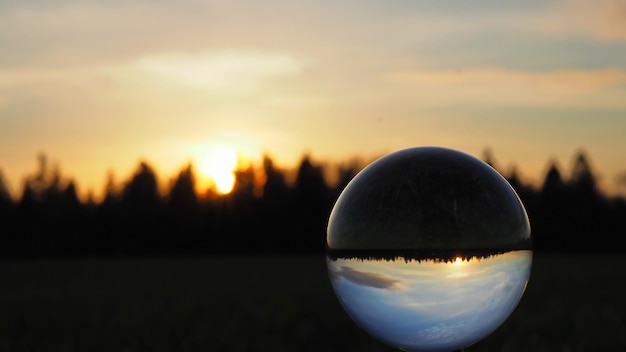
[327,250,532,352]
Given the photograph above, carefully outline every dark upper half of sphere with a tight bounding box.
[327,147,531,250]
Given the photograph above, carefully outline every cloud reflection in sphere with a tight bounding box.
[326,146,532,352]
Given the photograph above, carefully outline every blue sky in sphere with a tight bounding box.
[328,251,532,351]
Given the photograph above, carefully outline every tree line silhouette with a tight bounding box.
[326,248,517,264]
[0,149,625,259]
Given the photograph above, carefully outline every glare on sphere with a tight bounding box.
[326,146,532,352]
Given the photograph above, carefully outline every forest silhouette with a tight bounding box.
[326,248,518,264]
[0,149,625,259]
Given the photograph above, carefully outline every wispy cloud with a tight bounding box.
[0,49,306,113]
[387,68,626,89]
[0,2,191,67]
[132,50,303,92]
[335,265,406,291]
[384,68,626,108]
[1,0,625,197]
[0,66,108,87]
[521,0,626,42]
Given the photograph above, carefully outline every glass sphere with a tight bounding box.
[326,146,532,352]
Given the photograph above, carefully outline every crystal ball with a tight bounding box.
[326,146,532,352]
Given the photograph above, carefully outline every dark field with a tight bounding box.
[1,253,625,352]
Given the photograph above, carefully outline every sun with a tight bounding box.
[454,257,463,265]
[198,146,238,194]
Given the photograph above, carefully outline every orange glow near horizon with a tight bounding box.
[1,1,625,201]
[197,147,238,194]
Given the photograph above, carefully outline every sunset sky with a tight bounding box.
[1,0,625,199]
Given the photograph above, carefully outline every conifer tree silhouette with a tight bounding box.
[2,148,626,258]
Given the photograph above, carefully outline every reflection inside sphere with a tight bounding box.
[326,146,532,352]
[327,251,532,352]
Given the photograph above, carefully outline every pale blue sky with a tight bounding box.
[1,0,625,198]
[328,251,532,351]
